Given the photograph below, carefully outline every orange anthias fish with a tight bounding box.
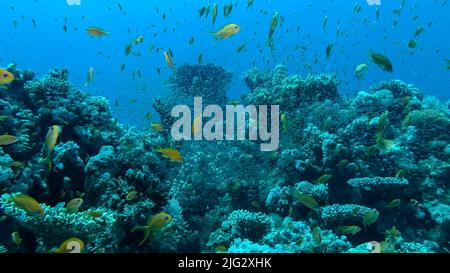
[164,51,174,69]
[86,27,109,37]
[42,125,60,171]
[132,212,172,245]
[212,24,240,39]
[0,68,14,85]
[156,147,183,163]
[0,134,18,146]
[54,238,85,253]
[9,194,44,216]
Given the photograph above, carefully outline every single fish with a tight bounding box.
[313,174,332,184]
[212,3,218,28]
[355,63,368,79]
[156,148,183,163]
[9,194,44,216]
[132,35,144,45]
[66,198,83,214]
[414,26,424,37]
[292,188,319,210]
[212,24,240,39]
[151,123,163,132]
[337,225,362,235]
[0,68,14,85]
[386,199,401,209]
[132,212,173,245]
[363,210,380,229]
[84,67,94,87]
[11,231,22,246]
[125,43,133,56]
[376,134,396,153]
[87,210,102,218]
[369,50,393,72]
[326,43,333,59]
[312,227,322,245]
[0,134,18,146]
[42,125,60,171]
[236,43,247,53]
[86,27,109,37]
[164,51,174,69]
[126,190,138,201]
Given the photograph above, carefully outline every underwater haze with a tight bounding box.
[0,0,449,254]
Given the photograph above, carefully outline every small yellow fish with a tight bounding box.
[151,123,163,132]
[9,194,44,216]
[164,51,174,69]
[212,3,218,28]
[337,225,362,235]
[11,231,22,246]
[42,125,60,171]
[126,190,138,201]
[10,161,23,168]
[386,199,401,209]
[313,174,332,184]
[125,43,133,56]
[396,169,406,178]
[267,12,279,45]
[376,134,396,153]
[0,134,18,146]
[363,210,380,229]
[66,198,83,214]
[402,112,413,128]
[86,27,109,37]
[369,50,393,72]
[212,24,240,39]
[85,67,94,87]
[312,226,322,245]
[132,212,173,245]
[86,210,102,218]
[0,115,10,122]
[215,245,228,252]
[377,111,388,134]
[292,188,319,210]
[0,68,14,85]
[132,35,144,45]
[156,148,183,163]
[54,238,85,253]
[355,63,368,79]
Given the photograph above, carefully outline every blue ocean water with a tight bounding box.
[1,0,448,127]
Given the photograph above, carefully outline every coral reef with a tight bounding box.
[0,64,448,253]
